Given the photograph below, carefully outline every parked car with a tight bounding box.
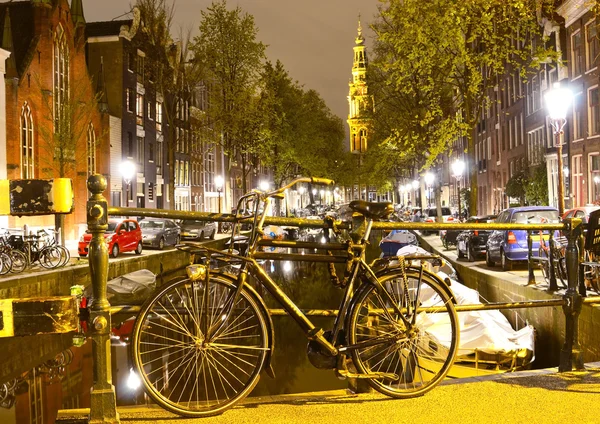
[179,219,217,241]
[78,219,143,258]
[456,215,497,262]
[562,205,600,224]
[422,207,454,235]
[139,218,180,249]
[485,206,559,271]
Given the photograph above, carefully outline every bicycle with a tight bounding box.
[130,177,459,417]
[536,218,567,288]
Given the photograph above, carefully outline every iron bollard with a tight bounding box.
[87,175,120,423]
[527,230,536,285]
[559,217,584,372]
[547,230,559,292]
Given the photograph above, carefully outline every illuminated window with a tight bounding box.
[20,102,34,178]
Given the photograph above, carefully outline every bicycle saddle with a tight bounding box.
[349,200,394,220]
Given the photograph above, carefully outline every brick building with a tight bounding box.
[0,0,109,240]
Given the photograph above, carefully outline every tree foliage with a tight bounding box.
[370,0,556,214]
[525,164,549,206]
[505,171,528,206]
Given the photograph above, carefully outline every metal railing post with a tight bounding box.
[559,217,584,372]
[527,230,536,285]
[548,230,559,292]
[87,175,120,423]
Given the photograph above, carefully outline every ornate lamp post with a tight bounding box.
[119,160,136,207]
[424,172,435,208]
[215,175,223,233]
[544,82,573,216]
[451,159,465,220]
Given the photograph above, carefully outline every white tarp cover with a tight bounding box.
[396,245,535,357]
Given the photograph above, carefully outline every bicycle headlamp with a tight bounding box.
[186,264,207,281]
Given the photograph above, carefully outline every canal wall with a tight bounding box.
[418,235,600,368]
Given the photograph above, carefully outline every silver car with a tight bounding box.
[139,218,181,249]
[179,219,217,241]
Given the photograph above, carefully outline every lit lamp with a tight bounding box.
[544,82,573,216]
[259,180,270,192]
[120,160,136,206]
[424,172,435,208]
[451,160,465,220]
[215,175,224,233]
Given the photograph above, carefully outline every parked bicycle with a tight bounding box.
[130,177,459,417]
[535,217,567,289]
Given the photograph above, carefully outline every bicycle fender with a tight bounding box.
[210,271,276,379]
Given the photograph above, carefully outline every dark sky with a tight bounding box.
[83,0,381,126]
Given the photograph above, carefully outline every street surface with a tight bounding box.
[57,364,600,424]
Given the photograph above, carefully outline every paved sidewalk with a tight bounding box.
[57,363,600,423]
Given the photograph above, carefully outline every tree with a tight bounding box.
[190,0,267,193]
[525,164,549,206]
[505,171,528,206]
[36,73,103,244]
[370,0,556,214]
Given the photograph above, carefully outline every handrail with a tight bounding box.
[107,206,567,232]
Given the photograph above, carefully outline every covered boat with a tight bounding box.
[379,230,418,257]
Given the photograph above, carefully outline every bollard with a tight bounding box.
[547,230,558,292]
[527,230,535,285]
[86,175,120,423]
[559,217,584,372]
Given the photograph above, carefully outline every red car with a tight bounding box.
[79,219,143,258]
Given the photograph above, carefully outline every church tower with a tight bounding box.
[347,15,372,154]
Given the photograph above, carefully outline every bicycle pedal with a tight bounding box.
[336,368,399,381]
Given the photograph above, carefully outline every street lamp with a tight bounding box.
[424,172,434,207]
[120,160,136,206]
[451,160,465,220]
[215,175,224,233]
[259,180,270,192]
[544,82,573,216]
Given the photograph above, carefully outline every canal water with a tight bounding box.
[0,230,543,423]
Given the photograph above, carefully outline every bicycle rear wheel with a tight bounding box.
[131,274,269,417]
[8,250,27,273]
[347,269,458,398]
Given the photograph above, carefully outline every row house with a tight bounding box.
[0,0,109,240]
[86,16,172,212]
[556,1,600,208]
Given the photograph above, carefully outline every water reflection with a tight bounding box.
[0,230,385,422]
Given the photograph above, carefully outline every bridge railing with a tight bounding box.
[85,175,599,422]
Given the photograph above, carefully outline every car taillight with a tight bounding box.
[447,217,454,221]
[507,231,517,244]
[474,230,479,236]
[425,219,433,223]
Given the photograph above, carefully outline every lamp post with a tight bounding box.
[298,186,305,209]
[544,82,573,216]
[451,159,465,220]
[424,172,434,208]
[215,175,223,233]
[120,160,136,207]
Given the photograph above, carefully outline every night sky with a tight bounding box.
[83,0,381,128]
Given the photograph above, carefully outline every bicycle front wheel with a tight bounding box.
[131,274,269,417]
[347,269,459,398]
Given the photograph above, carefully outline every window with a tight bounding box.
[127,132,134,157]
[136,93,144,126]
[137,136,144,164]
[573,155,583,207]
[590,155,600,203]
[573,101,585,140]
[87,123,96,175]
[156,137,163,175]
[127,89,135,113]
[53,24,69,134]
[175,160,179,185]
[127,51,134,72]
[586,22,598,70]
[148,143,154,162]
[20,102,34,178]
[137,51,145,82]
[156,101,162,131]
[184,161,189,185]
[589,86,600,135]
[148,182,154,201]
[572,30,583,77]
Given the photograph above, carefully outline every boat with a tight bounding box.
[379,230,418,257]
[395,245,535,377]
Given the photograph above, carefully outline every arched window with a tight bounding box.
[53,24,69,131]
[87,123,96,175]
[20,102,34,178]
